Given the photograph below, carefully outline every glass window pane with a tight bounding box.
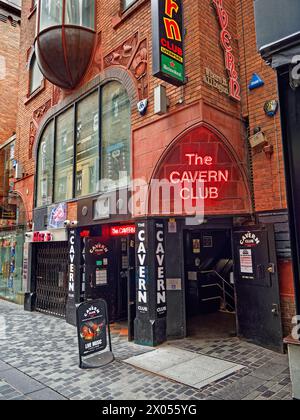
[123,0,137,10]
[54,108,74,202]
[101,82,131,191]
[76,91,99,198]
[36,121,54,207]
[40,0,63,31]
[65,0,95,29]
[30,55,43,94]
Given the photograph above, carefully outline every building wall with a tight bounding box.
[0,6,20,145]
[237,0,295,336]
[15,0,295,335]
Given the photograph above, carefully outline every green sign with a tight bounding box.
[161,54,184,82]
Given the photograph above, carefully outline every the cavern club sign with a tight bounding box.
[152,0,185,86]
[154,126,250,215]
[212,0,241,101]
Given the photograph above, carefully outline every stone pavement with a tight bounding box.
[0,300,292,400]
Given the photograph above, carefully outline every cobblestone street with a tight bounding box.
[0,300,292,400]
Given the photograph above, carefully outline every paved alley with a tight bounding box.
[0,300,292,400]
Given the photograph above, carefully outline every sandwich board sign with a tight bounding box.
[76,299,114,369]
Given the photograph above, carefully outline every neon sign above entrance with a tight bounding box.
[169,153,229,200]
[212,0,241,101]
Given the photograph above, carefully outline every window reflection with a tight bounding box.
[37,122,54,207]
[40,0,63,32]
[36,82,131,207]
[29,54,43,94]
[54,108,74,202]
[101,82,131,191]
[65,0,95,29]
[76,91,99,197]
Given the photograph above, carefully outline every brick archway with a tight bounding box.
[150,124,252,216]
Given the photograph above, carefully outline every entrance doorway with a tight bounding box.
[85,232,136,341]
[184,229,236,339]
[113,234,136,341]
[35,242,69,318]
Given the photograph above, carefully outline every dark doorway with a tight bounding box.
[114,234,136,341]
[85,233,136,341]
[184,229,236,338]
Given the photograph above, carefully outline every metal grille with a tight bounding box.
[35,242,68,318]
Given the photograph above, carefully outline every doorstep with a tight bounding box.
[124,345,245,390]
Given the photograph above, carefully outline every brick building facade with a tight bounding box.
[0,0,22,304]
[12,0,295,351]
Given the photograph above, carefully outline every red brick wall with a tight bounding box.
[237,0,287,212]
[0,11,20,144]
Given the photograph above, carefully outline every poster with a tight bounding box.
[48,203,67,229]
[203,236,213,248]
[193,239,201,254]
[239,249,253,274]
[77,300,107,357]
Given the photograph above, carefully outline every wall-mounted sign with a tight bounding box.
[155,222,167,317]
[93,196,110,220]
[33,232,53,242]
[48,203,67,229]
[88,243,109,256]
[110,225,136,236]
[264,100,279,117]
[136,222,148,314]
[152,0,185,86]
[203,67,229,96]
[68,230,76,299]
[240,231,261,247]
[212,0,241,101]
[0,204,17,221]
[249,73,265,91]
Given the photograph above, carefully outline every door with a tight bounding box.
[233,225,283,352]
[127,235,136,341]
[35,242,68,318]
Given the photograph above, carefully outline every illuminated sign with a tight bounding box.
[152,0,185,86]
[169,153,229,201]
[154,126,251,215]
[110,225,136,237]
[33,232,53,242]
[212,0,241,101]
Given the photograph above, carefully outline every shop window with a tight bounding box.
[54,107,74,203]
[101,82,131,191]
[76,91,99,198]
[0,195,26,304]
[36,122,55,208]
[40,0,63,32]
[65,0,95,29]
[29,54,43,95]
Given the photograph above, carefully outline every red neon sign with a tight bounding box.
[213,0,241,101]
[110,225,136,237]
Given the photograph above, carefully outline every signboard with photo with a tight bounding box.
[76,299,114,369]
